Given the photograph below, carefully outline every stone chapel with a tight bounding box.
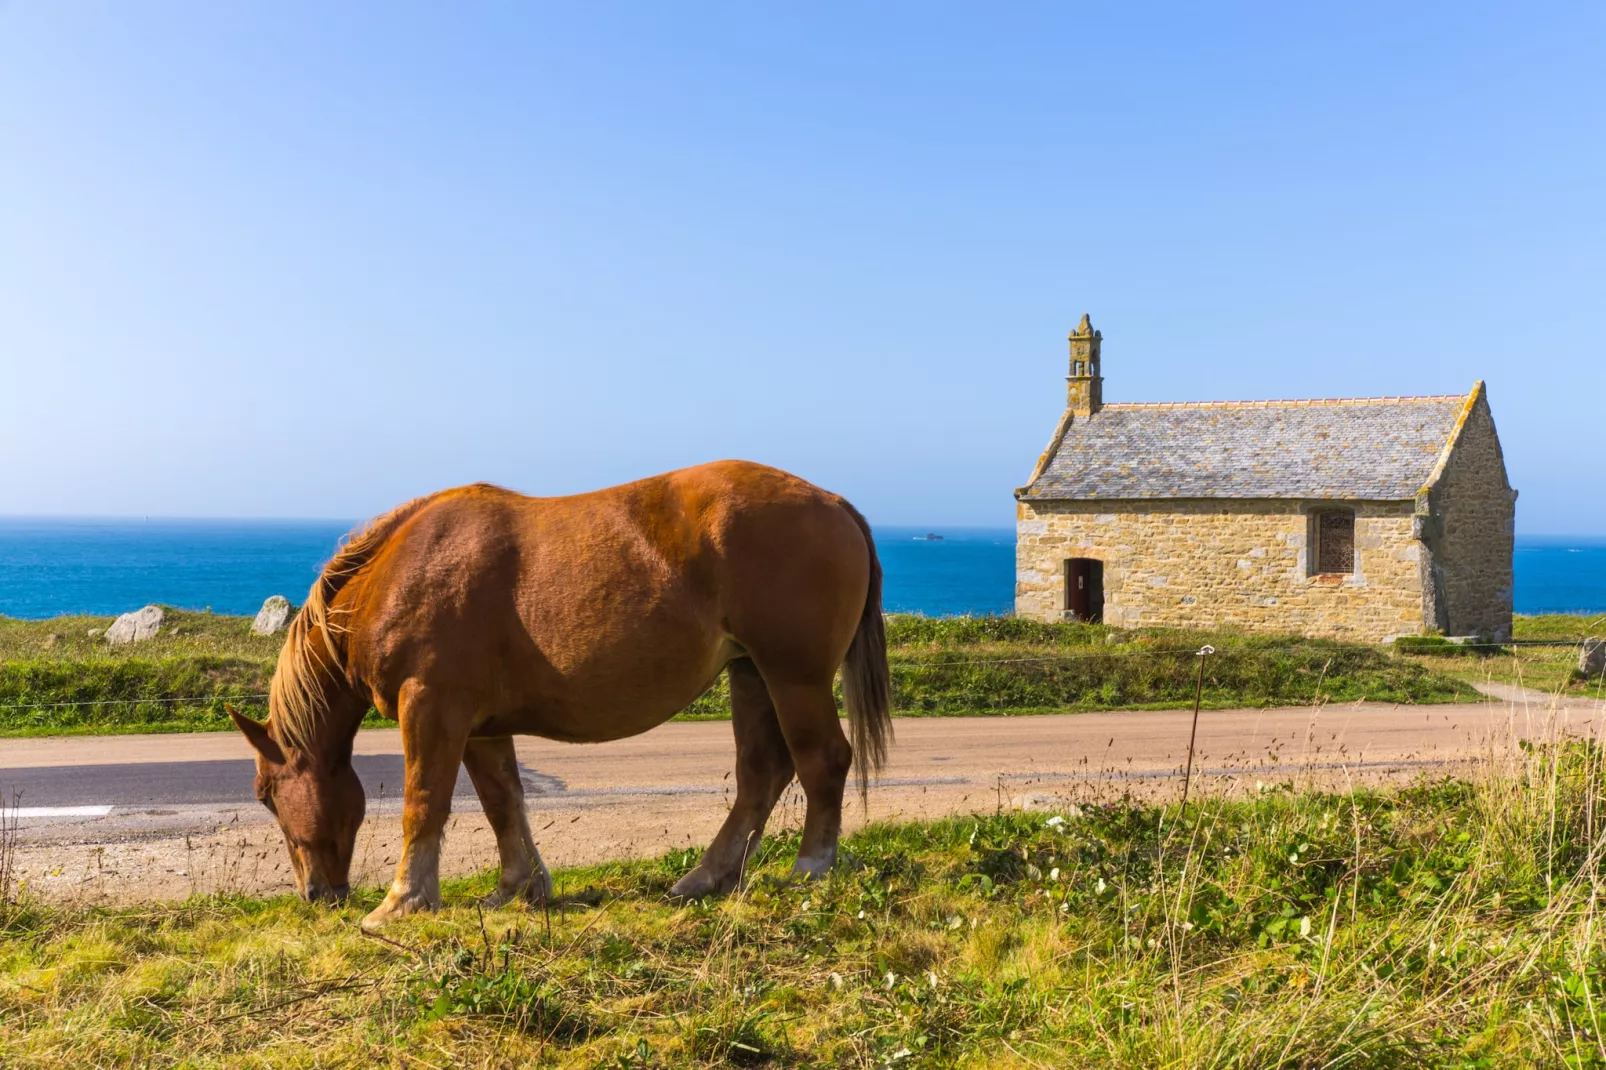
[1014,316,1516,642]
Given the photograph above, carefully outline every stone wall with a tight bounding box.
[1421,392,1516,639]
[1015,498,1426,642]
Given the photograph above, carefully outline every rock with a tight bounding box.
[1581,638,1606,678]
[251,595,293,636]
[105,605,164,644]
[1013,792,1068,812]
[87,628,101,637]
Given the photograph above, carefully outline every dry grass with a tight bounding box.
[5,691,1606,1067]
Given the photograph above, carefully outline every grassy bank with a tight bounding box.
[1404,613,1606,701]
[0,610,285,736]
[8,741,1606,1066]
[0,612,1476,737]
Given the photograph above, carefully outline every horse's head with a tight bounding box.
[229,707,365,903]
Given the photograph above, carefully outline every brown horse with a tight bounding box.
[228,460,891,929]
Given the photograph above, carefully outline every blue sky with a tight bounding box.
[1,3,1600,531]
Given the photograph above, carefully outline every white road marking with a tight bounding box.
[12,805,114,819]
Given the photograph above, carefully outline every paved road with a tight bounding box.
[2,689,1597,903]
[0,755,487,811]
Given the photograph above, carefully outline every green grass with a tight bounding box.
[9,738,1606,1066]
[1397,614,1606,701]
[0,610,283,735]
[1513,614,1606,643]
[0,611,1478,736]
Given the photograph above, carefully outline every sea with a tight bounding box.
[0,519,1602,620]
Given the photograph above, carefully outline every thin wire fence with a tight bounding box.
[0,693,270,712]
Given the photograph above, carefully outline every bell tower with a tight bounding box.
[1066,313,1103,417]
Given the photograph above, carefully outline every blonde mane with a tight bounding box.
[269,494,437,750]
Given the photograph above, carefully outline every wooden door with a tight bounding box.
[1066,558,1104,623]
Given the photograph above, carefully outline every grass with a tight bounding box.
[9,730,1606,1066]
[0,610,287,736]
[0,611,1479,737]
[1400,614,1606,702]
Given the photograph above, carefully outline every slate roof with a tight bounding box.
[1019,391,1478,502]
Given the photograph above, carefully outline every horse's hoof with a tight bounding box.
[790,853,835,881]
[481,866,553,910]
[668,866,734,901]
[361,889,436,929]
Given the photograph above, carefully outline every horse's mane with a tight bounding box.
[269,493,440,751]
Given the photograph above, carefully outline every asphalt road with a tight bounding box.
[0,755,568,810]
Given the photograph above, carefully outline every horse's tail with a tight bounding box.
[270,491,442,749]
[839,501,892,802]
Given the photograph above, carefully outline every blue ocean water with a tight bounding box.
[0,518,1601,620]
[0,518,352,619]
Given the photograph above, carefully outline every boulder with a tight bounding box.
[1581,638,1606,678]
[251,595,293,636]
[105,605,164,644]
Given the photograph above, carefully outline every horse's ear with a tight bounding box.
[229,705,285,766]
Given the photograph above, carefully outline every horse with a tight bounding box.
[227,460,892,929]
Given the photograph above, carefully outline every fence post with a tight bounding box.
[1180,645,1215,809]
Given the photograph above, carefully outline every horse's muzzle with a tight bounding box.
[303,882,351,904]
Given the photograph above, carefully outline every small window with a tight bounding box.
[1313,511,1355,575]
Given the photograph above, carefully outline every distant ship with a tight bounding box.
[921,533,944,541]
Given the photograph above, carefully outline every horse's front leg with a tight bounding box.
[463,735,552,907]
[363,682,470,929]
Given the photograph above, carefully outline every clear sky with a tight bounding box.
[2,3,1600,531]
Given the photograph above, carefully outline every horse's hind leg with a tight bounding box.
[768,679,853,879]
[463,736,552,907]
[670,658,795,899]
[363,682,471,929]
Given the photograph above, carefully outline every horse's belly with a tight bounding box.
[481,622,736,743]
[481,668,723,742]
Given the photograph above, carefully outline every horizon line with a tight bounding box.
[0,515,1602,540]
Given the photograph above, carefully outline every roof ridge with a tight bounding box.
[1101,394,1466,411]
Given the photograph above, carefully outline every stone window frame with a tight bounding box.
[1305,506,1358,578]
